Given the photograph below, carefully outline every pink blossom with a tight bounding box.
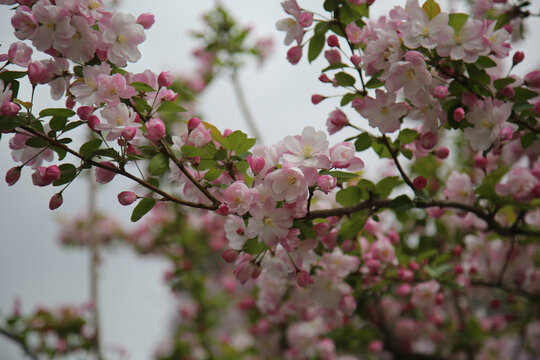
[345,22,362,44]
[443,171,475,205]
[11,6,38,41]
[356,89,408,133]
[101,12,146,66]
[96,74,136,107]
[409,91,446,133]
[276,17,303,46]
[326,108,349,134]
[436,19,487,63]
[233,253,255,284]
[223,180,260,215]
[61,15,99,62]
[0,80,13,109]
[329,142,364,170]
[31,165,60,187]
[27,60,52,85]
[245,197,293,247]
[224,216,248,250]
[411,280,440,309]
[265,167,308,203]
[524,71,540,89]
[30,3,74,52]
[157,71,173,88]
[464,98,516,151]
[324,49,341,65]
[386,51,432,100]
[317,175,337,194]
[7,41,32,67]
[136,12,155,29]
[482,20,510,58]
[282,126,330,169]
[9,132,54,168]
[319,250,359,278]
[95,162,116,184]
[495,167,539,202]
[399,8,453,49]
[145,118,166,142]
[296,270,314,287]
[97,103,140,141]
[185,123,212,147]
[70,62,111,106]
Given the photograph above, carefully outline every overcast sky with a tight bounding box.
[1,1,539,359]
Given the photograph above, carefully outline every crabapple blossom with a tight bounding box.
[6,41,32,67]
[495,167,539,202]
[222,181,260,215]
[70,62,111,106]
[411,280,440,309]
[399,6,453,49]
[100,12,146,66]
[356,89,408,133]
[436,18,487,63]
[282,126,330,169]
[97,103,140,141]
[385,51,432,100]
[145,118,166,142]
[443,171,475,205]
[329,142,364,170]
[224,216,248,250]
[184,123,212,147]
[95,73,136,107]
[265,167,308,204]
[245,197,293,247]
[326,108,349,134]
[317,175,337,194]
[31,165,60,187]
[30,2,74,52]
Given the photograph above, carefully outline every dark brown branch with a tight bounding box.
[470,280,539,301]
[381,134,415,191]
[20,126,218,211]
[0,327,40,360]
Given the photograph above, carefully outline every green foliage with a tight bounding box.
[308,33,325,63]
[131,198,156,222]
[148,153,169,176]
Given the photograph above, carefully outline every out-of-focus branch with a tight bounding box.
[231,70,263,143]
[0,327,40,360]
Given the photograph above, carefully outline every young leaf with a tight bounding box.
[157,100,187,113]
[422,0,441,20]
[448,13,469,32]
[222,130,248,151]
[79,138,102,159]
[148,153,169,176]
[39,108,76,118]
[398,129,418,145]
[375,176,402,198]
[336,187,363,206]
[49,116,68,131]
[204,168,222,181]
[308,33,325,63]
[131,198,156,222]
[355,132,372,151]
[130,81,155,92]
[335,72,356,87]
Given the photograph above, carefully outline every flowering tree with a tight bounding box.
[1,0,540,359]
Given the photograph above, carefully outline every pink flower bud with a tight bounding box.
[413,176,427,190]
[396,283,412,296]
[420,132,438,150]
[368,340,383,353]
[434,147,449,159]
[502,24,513,33]
[324,49,341,65]
[453,107,465,122]
[222,249,239,263]
[351,54,362,66]
[461,91,478,107]
[49,193,63,210]
[136,12,155,29]
[311,94,325,104]
[95,162,116,184]
[298,12,313,27]
[474,154,488,168]
[296,270,314,287]
[163,89,178,102]
[8,41,32,67]
[223,128,233,137]
[532,183,540,198]
[352,97,364,111]
[499,86,514,98]
[77,106,94,120]
[534,101,540,115]
[327,34,339,47]
[27,60,50,84]
[96,48,108,62]
[435,292,443,305]
[145,118,166,141]
[286,46,302,65]
[5,166,21,186]
[251,266,262,279]
[524,71,540,89]
[322,228,338,250]
[121,126,137,141]
[46,165,61,180]
[216,204,229,216]
[433,86,448,99]
[341,239,357,252]
[319,74,331,83]
[1,102,20,116]
[158,71,173,88]
[87,115,101,132]
[317,175,337,194]
[246,155,265,174]
[339,295,356,316]
[499,127,513,141]
[512,51,524,66]
[187,117,201,131]
[118,191,137,205]
[65,96,75,109]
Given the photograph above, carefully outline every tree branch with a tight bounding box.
[0,327,40,360]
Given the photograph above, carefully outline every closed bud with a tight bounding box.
[45,165,61,180]
[434,147,449,159]
[311,94,325,104]
[49,193,63,210]
[117,191,137,206]
[413,176,427,190]
[121,126,137,141]
[164,89,178,102]
[246,155,265,174]
[187,117,201,131]
[216,203,229,216]
[339,295,356,316]
[474,154,487,168]
[453,107,465,122]
[319,74,331,83]
[341,239,357,252]
[1,102,21,116]
[158,71,173,87]
[524,70,540,89]
[420,132,438,150]
[95,162,116,184]
[77,106,94,120]
[317,174,337,194]
[433,86,448,99]
[534,101,540,115]
[499,127,513,141]
[499,86,514,98]
[145,118,166,141]
[351,54,362,66]
[296,270,314,287]
[222,249,239,263]
[286,45,302,65]
[5,166,21,186]
[136,12,155,29]
[27,60,50,84]
[512,51,524,66]
[87,115,101,132]
[298,12,313,27]
[327,34,339,47]
[65,96,75,109]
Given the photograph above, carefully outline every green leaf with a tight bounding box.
[390,195,414,211]
[49,116,68,131]
[308,33,325,63]
[222,130,248,151]
[79,138,102,159]
[39,108,76,118]
[181,144,215,159]
[323,0,340,11]
[375,176,402,198]
[520,132,536,149]
[476,56,497,69]
[53,164,77,186]
[340,93,356,106]
[326,171,359,182]
[401,149,413,159]
[372,141,392,158]
[422,0,441,20]
[448,80,468,96]
[204,168,222,181]
[235,138,256,154]
[130,81,155,92]
[465,63,490,86]
[448,13,469,32]
[0,116,22,130]
[335,72,356,87]
[336,187,363,206]
[148,153,169,176]
[314,21,330,35]
[514,87,538,103]
[475,166,509,198]
[131,198,156,222]
[25,137,48,148]
[355,132,372,151]
[322,62,348,72]
[157,100,187,113]
[132,97,152,114]
[0,71,26,82]
[365,76,384,89]
[339,211,367,239]
[243,237,268,255]
[493,78,515,90]
[94,148,119,159]
[198,159,219,170]
[397,129,418,145]
[214,149,227,161]
[147,177,159,187]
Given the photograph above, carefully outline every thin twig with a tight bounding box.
[381,134,415,191]
[0,327,40,360]
[231,70,263,143]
